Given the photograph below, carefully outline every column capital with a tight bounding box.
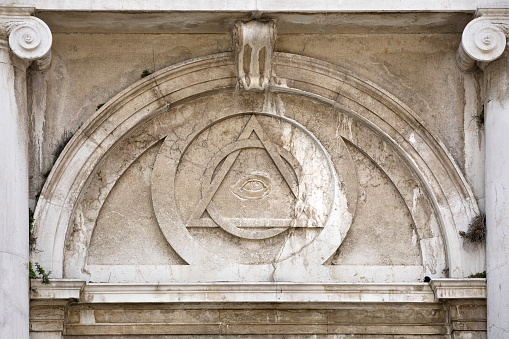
[0,6,52,69]
[457,8,509,72]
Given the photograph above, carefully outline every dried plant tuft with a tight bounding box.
[459,213,486,243]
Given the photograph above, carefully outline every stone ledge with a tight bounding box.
[31,280,488,303]
[32,281,437,303]
[430,278,487,299]
[30,279,85,299]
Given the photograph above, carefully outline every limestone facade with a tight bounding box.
[1,1,508,338]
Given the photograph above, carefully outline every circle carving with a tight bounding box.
[151,113,356,266]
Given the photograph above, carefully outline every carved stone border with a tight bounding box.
[31,280,435,303]
[31,278,486,303]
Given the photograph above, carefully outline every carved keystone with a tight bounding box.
[233,20,276,91]
[457,9,509,72]
[0,7,52,69]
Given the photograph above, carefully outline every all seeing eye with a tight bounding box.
[231,173,271,200]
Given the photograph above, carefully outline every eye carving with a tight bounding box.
[241,179,265,192]
[232,174,271,200]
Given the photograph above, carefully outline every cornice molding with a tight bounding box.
[457,8,509,72]
[30,279,85,299]
[31,280,488,303]
[0,6,52,69]
[429,278,486,299]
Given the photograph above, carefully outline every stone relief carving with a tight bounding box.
[63,81,440,282]
[152,112,353,266]
[185,114,307,240]
[231,172,272,200]
[233,20,276,90]
[77,92,430,282]
[33,53,481,283]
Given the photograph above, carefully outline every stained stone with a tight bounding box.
[0,6,497,338]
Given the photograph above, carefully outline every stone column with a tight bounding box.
[458,9,509,339]
[0,6,51,339]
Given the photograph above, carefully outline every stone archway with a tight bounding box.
[32,52,482,283]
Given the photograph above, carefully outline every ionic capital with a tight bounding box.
[0,6,52,69]
[457,9,509,72]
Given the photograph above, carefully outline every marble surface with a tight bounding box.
[0,30,29,339]
[484,55,509,339]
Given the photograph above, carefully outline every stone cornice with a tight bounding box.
[32,280,436,303]
[429,278,487,299]
[0,6,52,69]
[31,280,488,303]
[30,279,85,299]
[457,8,509,72]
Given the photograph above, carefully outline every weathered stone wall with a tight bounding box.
[29,296,488,338]
[26,16,487,339]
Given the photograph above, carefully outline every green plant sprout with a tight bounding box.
[29,209,36,250]
[468,271,486,278]
[29,262,51,284]
[141,69,152,78]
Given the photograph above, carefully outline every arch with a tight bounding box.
[32,52,483,280]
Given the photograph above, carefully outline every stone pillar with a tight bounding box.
[484,55,509,339]
[0,6,51,339]
[458,9,509,339]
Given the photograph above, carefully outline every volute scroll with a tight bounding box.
[0,10,52,68]
[457,11,509,72]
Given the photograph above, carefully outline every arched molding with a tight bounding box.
[33,52,482,279]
